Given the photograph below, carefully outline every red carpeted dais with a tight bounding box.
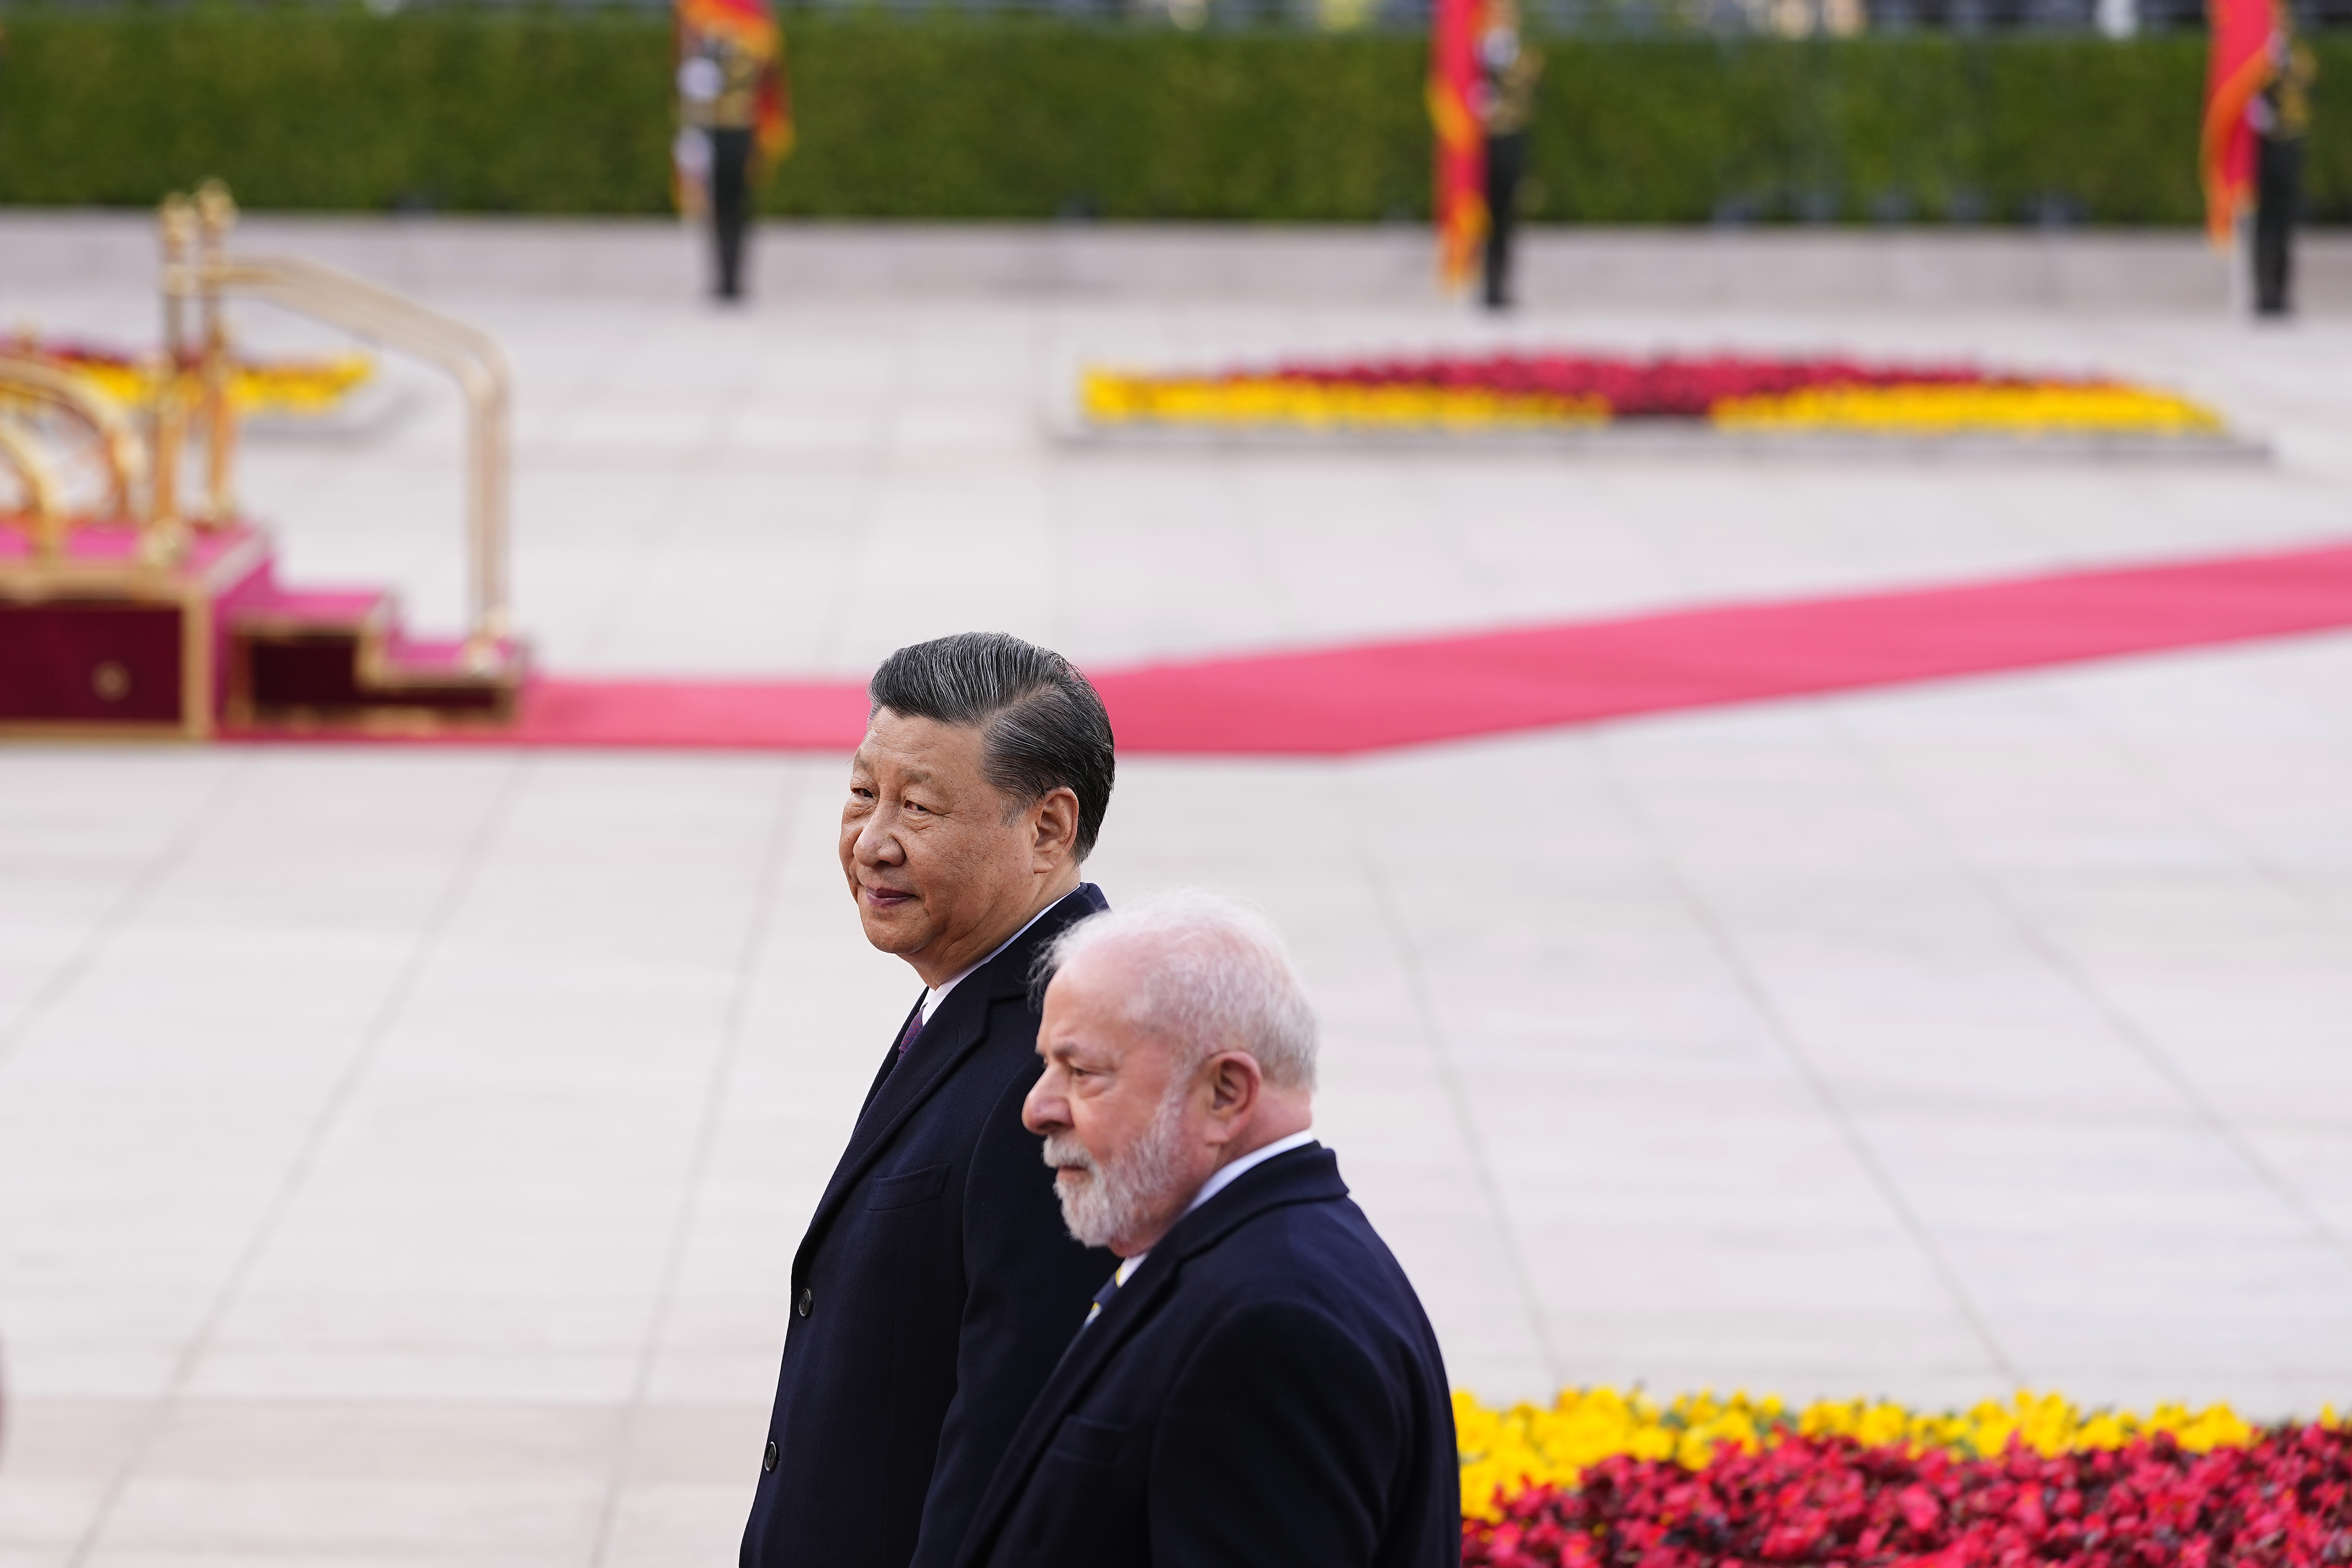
[1465,1427,2352,1568]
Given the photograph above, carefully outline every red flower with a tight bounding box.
[1253,350,2090,420]
[1461,1429,2352,1568]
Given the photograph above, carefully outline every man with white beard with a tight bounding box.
[949,891,1460,1568]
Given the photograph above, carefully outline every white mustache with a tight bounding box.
[1041,1132,1098,1174]
[1036,1095,1189,1251]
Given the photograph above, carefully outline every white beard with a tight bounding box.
[1041,1091,1190,1251]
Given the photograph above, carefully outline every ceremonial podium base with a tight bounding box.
[0,523,527,740]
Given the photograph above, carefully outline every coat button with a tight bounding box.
[796,1286,813,1318]
[763,1440,778,1473]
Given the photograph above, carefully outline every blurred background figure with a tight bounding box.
[2253,36,2315,316]
[2202,0,2309,317]
[1478,0,1543,312]
[673,0,793,301]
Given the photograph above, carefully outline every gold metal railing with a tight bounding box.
[159,181,515,667]
[0,419,64,559]
[2,181,513,670]
[0,350,165,563]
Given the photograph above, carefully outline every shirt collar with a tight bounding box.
[1115,1127,1317,1282]
[918,887,1080,1024]
[1181,1126,1319,1221]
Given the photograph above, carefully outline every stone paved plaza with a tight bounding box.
[3,219,2352,1568]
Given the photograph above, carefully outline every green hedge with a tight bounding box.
[0,9,2344,224]
[0,9,673,212]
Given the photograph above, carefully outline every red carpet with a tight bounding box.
[231,540,2352,757]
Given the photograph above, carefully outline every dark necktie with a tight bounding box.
[1080,1267,1122,1331]
[898,1006,925,1058]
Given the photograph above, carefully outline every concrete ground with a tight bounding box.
[3,218,2351,1568]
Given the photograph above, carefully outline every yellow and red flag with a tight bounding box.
[1428,0,1487,291]
[2202,0,2282,243]
[675,0,795,176]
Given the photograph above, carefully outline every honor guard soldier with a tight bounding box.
[2253,35,2316,317]
[1478,0,1544,312]
[674,0,793,301]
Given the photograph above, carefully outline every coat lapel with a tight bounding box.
[955,1145,1346,1568]
[853,996,925,1123]
[794,885,1107,1272]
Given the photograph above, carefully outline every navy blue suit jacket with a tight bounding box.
[952,1145,1461,1568]
[740,884,1115,1568]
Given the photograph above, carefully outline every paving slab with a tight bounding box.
[3,224,2351,1567]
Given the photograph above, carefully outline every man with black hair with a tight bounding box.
[741,633,1119,1568]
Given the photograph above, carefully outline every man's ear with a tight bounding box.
[1031,786,1081,864]
[1206,1051,1263,1124]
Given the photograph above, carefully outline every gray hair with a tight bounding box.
[1037,890,1319,1091]
[869,632,1115,860]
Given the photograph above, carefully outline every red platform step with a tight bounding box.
[0,522,526,738]
[226,577,525,730]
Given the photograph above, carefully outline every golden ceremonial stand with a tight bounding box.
[0,182,529,739]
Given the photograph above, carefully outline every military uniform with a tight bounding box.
[2254,40,2315,317]
[1479,19,1544,311]
[675,0,792,301]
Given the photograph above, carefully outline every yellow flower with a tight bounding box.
[1080,370,1605,431]
[1081,369,2224,440]
[229,352,374,415]
[1453,1387,2264,1521]
[35,351,374,418]
[1709,385,2223,436]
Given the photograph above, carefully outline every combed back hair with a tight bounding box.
[868,632,1116,860]
[1036,890,1319,1092]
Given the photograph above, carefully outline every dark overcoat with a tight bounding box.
[952,1145,1461,1568]
[740,883,1115,1568]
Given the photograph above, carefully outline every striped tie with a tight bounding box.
[898,1006,925,1058]
[1080,1268,1121,1330]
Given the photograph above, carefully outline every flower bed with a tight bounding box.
[1456,1389,2350,1568]
[1080,352,2224,439]
[4,334,374,418]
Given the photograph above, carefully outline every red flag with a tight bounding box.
[1428,0,1487,291]
[676,0,795,179]
[2203,0,2281,244]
